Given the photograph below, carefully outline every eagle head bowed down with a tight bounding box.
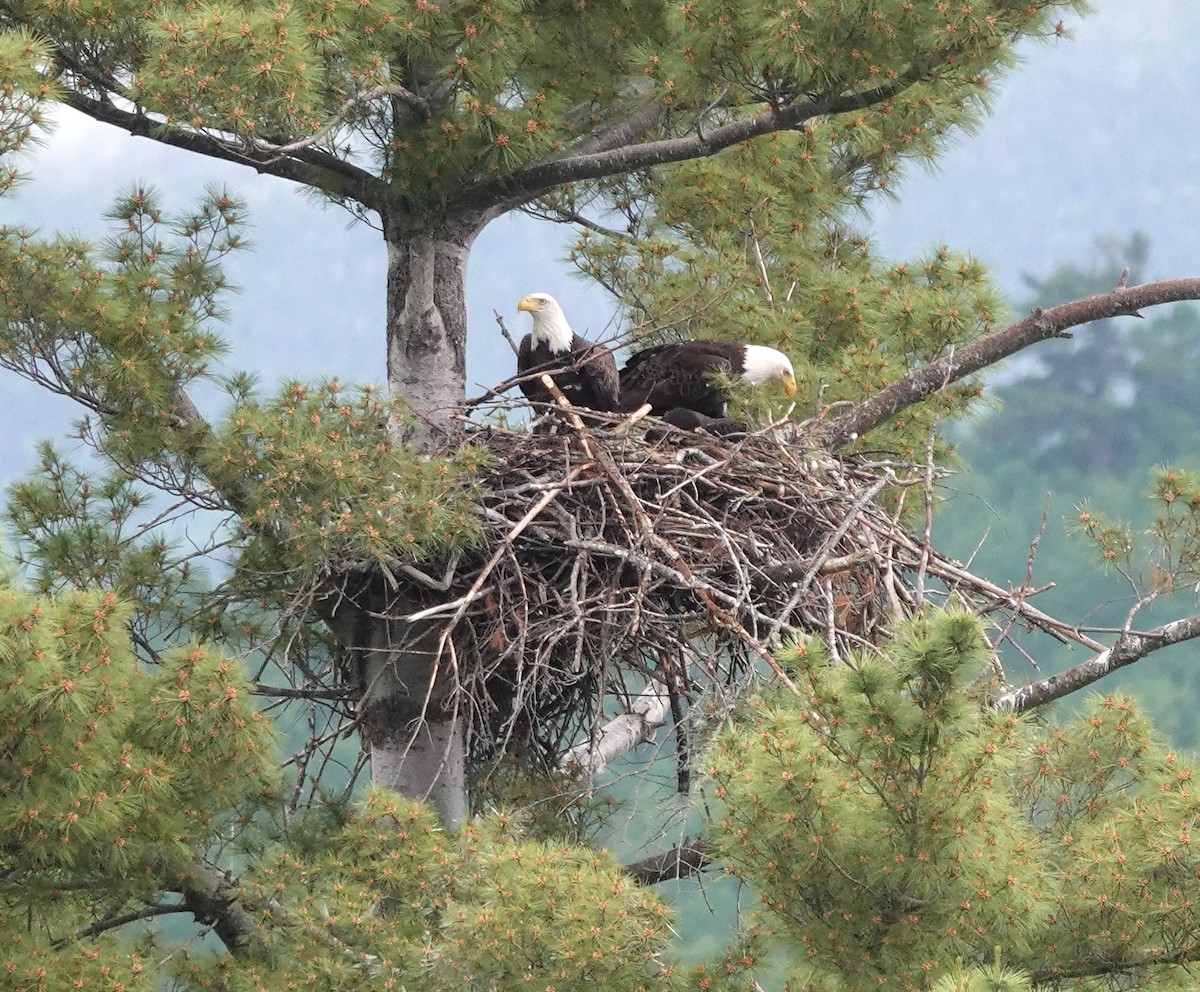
[515,292,619,412]
[617,339,797,429]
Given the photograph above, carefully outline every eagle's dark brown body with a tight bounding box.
[618,340,748,418]
[517,333,620,412]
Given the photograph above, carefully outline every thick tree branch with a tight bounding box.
[819,277,1200,451]
[59,90,386,213]
[559,681,671,776]
[569,101,665,159]
[252,84,430,163]
[995,612,1200,714]
[457,76,919,213]
[164,859,265,958]
[165,858,389,969]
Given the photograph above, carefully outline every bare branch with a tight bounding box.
[995,613,1200,714]
[53,903,183,949]
[819,277,1200,450]
[58,90,386,212]
[251,684,355,700]
[253,84,430,163]
[519,199,638,242]
[560,680,671,776]
[494,310,521,357]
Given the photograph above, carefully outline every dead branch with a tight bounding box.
[995,612,1200,713]
[820,277,1200,450]
[292,402,1116,783]
[623,836,713,884]
[560,680,671,776]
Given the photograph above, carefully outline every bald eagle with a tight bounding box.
[618,340,797,428]
[516,293,619,412]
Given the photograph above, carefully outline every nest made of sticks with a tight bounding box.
[317,397,1074,781]
[378,402,929,767]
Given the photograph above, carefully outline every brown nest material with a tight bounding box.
[405,406,925,770]
[324,397,1091,781]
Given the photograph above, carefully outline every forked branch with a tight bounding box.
[995,612,1200,713]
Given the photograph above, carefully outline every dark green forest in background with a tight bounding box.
[649,238,1200,962]
[937,234,1200,750]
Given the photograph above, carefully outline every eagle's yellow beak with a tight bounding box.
[781,373,797,398]
[517,295,539,313]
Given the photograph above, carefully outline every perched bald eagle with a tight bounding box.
[618,340,797,428]
[516,292,619,412]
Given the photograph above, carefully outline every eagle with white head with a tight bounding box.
[515,292,619,412]
[617,339,797,430]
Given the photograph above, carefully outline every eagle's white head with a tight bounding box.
[742,344,798,396]
[517,292,574,352]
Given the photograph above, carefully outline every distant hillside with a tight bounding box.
[873,3,1200,294]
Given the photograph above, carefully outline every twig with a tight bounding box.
[254,84,431,164]
[494,310,522,357]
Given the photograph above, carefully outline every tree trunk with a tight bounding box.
[384,223,472,446]
[350,216,480,829]
[355,598,468,830]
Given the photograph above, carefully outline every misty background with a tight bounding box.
[5,4,1198,455]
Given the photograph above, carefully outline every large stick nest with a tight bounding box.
[393,407,931,769]
[329,401,1074,780]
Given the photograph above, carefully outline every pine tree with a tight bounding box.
[708,610,1200,990]
[0,0,1103,820]
[10,5,1200,986]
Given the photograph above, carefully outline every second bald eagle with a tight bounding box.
[516,292,619,412]
[618,340,797,428]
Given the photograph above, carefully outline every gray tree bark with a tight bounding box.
[349,215,485,829]
[383,219,475,445]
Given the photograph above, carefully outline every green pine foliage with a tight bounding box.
[0,581,685,992]
[0,182,484,648]
[172,789,681,992]
[7,444,179,598]
[1144,466,1200,593]
[934,242,1200,745]
[19,2,1200,989]
[0,28,58,189]
[1069,463,1200,598]
[80,0,676,206]
[0,182,237,427]
[563,1,1081,454]
[573,127,1007,456]
[705,608,1200,990]
[14,0,1086,222]
[0,583,277,989]
[214,379,488,577]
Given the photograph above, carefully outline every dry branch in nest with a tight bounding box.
[455,410,904,769]
[318,388,1102,786]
